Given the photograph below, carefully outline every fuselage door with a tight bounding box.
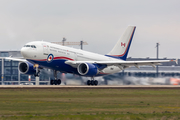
[74,52,77,61]
[42,43,49,55]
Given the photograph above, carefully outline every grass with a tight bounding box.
[0,88,180,120]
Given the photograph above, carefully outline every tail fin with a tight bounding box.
[106,26,136,60]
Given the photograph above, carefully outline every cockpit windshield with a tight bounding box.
[24,45,36,48]
[31,45,36,48]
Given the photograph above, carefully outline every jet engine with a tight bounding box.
[18,62,36,75]
[77,63,98,76]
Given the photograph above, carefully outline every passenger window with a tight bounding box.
[27,45,30,47]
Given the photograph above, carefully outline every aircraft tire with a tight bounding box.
[34,72,40,77]
[54,80,57,85]
[57,79,61,85]
[87,80,91,85]
[50,80,54,85]
[94,80,98,86]
[91,80,94,85]
[34,73,38,77]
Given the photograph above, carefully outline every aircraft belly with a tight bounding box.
[28,59,79,74]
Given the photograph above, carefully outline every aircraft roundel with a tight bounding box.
[47,54,54,63]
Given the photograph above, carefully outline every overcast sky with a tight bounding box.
[0,0,179,58]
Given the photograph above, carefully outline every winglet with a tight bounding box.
[170,59,178,65]
[174,59,178,65]
[176,59,178,65]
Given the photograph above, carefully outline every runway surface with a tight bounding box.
[1,85,180,89]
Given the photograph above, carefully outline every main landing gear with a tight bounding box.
[50,70,61,85]
[87,78,98,86]
[50,79,61,85]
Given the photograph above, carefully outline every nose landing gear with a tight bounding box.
[34,64,40,77]
[34,64,40,85]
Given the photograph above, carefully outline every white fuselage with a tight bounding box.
[21,41,123,76]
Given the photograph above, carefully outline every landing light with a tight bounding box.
[34,64,39,68]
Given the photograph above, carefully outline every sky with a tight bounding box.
[0,0,179,58]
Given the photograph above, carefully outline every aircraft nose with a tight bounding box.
[21,47,28,58]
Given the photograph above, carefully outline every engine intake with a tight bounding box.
[18,62,36,75]
[77,63,98,76]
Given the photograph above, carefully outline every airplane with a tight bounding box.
[6,26,177,85]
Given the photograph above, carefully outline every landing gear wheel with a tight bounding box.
[50,80,54,85]
[54,80,57,85]
[91,80,94,85]
[87,80,91,85]
[57,79,61,85]
[87,78,98,86]
[34,73,40,77]
[94,80,98,86]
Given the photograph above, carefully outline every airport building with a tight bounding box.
[0,51,180,85]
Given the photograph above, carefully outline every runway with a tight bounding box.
[1,85,180,89]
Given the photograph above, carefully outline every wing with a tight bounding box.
[1,57,27,62]
[65,59,177,70]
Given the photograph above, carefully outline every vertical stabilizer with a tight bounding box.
[106,26,136,60]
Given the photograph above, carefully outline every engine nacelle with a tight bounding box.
[18,62,36,75]
[77,63,98,76]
